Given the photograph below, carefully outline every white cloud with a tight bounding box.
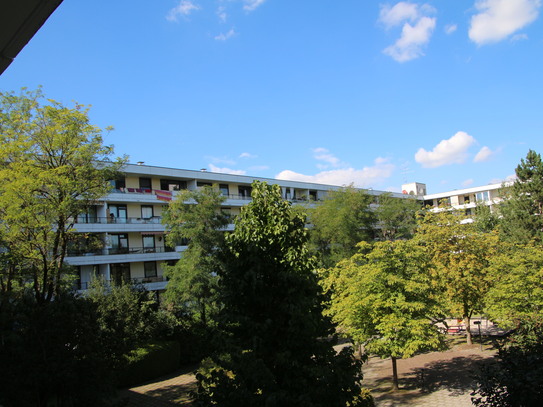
[215,28,236,41]
[166,0,200,22]
[490,174,517,184]
[208,164,246,175]
[474,146,495,162]
[217,6,227,22]
[469,0,541,45]
[445,24,458,34]
[239,152,257,159]
[379,3,437,62]
[462,178,474,187]
[206,155,236,165]
[383,16,436,62]
[415,131,476,168]
[313,147,342,169]
[379,2,420,28]
[275,158,395,188]
[243,0,266,12]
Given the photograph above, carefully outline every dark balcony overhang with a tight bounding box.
[0,0,63,75]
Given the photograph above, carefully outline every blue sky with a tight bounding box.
[2,0,543,194]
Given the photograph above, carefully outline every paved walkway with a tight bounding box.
[119,339,497,406]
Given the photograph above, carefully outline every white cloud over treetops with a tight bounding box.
[415,131,476,168]
[313,147,342,169]
[275,157,395,188]
[166,0,200,22]
[474,146,496,162]
[208,164,246,175]
[469,0,541,45]
[445,24,458,34]
[380,2,437,62]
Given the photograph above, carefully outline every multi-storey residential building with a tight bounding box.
[68,163,408,294]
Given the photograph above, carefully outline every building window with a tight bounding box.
[309,190,318,201]
[144,262,157,278]
[139,177,152,190]
[160,179,187,191]
[197,181,212,187]
[239,186,252,198]
[141,205,153,219]
[109,204,127,223]
[464,195,471,204]
[77,206,97,224]
[476,191,490,202]
[219,184,229,196]
[110,233,129,254]
[143,235,155,252]
[110,178,126,191]
[111,263,131,285]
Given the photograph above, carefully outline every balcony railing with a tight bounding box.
[67,246,176,257]
[74,216,162,225]
[76,275,167,290]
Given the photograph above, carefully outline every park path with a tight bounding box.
[119,339,497,406]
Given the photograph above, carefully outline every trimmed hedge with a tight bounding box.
[117,340,181,388]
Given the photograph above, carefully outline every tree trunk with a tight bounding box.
[465,315,472,345]
[391,356,399,391]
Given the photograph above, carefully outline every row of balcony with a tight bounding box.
[76,275,167,290]
[75,216,162,224]
[67,245,177,257]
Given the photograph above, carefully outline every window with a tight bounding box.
[144,262,157,278]
[110,233,129,254]
[109,204,127,223]
[239,185,252,198]
[77,206,97,223]
[309,190,318,201]
[110,263,130,285]
[464,195,471,204]
[160,179,187,191]
[141,205,153,219]
[143,235,155,252]
[476,191,489,202]
[197,181,212,187]
[219,184,229,196]
[110,178,126,191]
[139,177,152,190]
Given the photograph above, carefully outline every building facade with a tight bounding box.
[68,163,408,293]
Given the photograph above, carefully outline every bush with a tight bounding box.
[116,340,181,388]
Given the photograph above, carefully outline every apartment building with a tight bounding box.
[402,181,511,217]
[68,163,408,294]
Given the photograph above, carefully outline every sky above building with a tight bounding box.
[1,0,543,194]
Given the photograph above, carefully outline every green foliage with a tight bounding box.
[374,193,420,241]
[195,181,369,407]
[472,317,543,407]
[473,203,500,233]
[162,185,228,326]
[416,208,499,344]
[0,292,116,406]
[116,340,181,388]
[499,150,543,243]
[485,243,543,327]
[322,240,445,388]
[309,185,376,267]
[0,88,124,303]
[86,279,170,370]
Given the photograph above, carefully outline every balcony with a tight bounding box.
[76,276,168,291]
[65,245,185,266]
[73,216,165,233]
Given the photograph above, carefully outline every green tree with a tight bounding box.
[416,209,499,344]
[323,240,445,390]
[473,202,500,233]
[374,193,420,241]
[309,185,375,267]
[196,181,369,407]
[472,317,543,407]
[162,185,228,327]
[485,243,543,327]
[0,88,124,303]
[499,150,543,243]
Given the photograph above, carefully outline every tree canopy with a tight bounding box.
[322,239,445,390]
[309,185,376,267]
[0,88,124,303]
[195,181,369,407]
[162,185,228,327]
